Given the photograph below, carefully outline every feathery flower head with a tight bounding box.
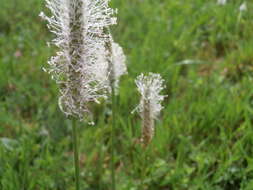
[91,36,127,94]
[40,0,117,120]
[135,73,166,145]
[109,38,127,91]
[135,73,166,120]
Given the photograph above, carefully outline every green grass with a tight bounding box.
[1,0,253,189]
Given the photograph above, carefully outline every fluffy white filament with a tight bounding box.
[135,73,166,144]
[40,0,117,120]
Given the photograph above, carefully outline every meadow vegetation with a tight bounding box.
[1,0,253,189]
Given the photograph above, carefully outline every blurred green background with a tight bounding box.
[1,0,253,189]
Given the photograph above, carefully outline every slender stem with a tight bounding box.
[111,86,116,190]
[141,149,148,190]
[104,28,116,190]
[72,119,80,190]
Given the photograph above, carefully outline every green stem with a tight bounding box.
[111,86,116,190]
[72,119,80,190]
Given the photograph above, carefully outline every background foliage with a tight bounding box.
[1,0,253,189]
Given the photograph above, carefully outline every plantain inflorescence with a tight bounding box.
[40,0,117,120]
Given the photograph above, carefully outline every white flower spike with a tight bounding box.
[110,38,127,92]
[40,0,117,120]
[93,35,127,94]
[135,73,166,145]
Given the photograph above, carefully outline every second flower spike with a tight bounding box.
[135,73,166,145]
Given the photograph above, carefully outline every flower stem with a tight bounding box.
[111,86,116,190]
[72,119,80,190]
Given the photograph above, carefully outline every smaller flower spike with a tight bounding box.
[135,73,166,145]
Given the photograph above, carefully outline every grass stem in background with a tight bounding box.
[105,29,127,190]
